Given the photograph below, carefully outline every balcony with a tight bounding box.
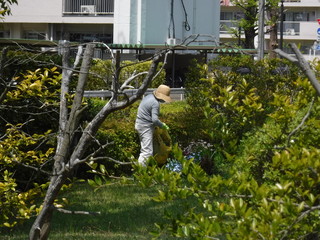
[281,22,300,36]
[220,21,238,34]
[63,0,114,15]
[220,21,318,40]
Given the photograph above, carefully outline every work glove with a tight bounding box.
[162,123,170,130]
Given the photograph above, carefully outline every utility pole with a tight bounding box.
[279,0,284,50]
[257,0,265,60]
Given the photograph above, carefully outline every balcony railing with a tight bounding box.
[63,0,114,15]
[220,21,300,36]
[281,22,300,36]
[220,21,238,33]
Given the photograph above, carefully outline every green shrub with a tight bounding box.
[132,57,320,238]
[182,56,306,177]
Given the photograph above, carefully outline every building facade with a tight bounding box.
[2,0,320,59]
[2,0,114,43]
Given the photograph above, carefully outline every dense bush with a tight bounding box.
[183,56,303,173]
[132,56,320,239]
[1,49,62,83]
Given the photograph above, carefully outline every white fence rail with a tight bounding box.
[84,88,185,101]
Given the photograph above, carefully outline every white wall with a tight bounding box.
[4,0,63,23]
[4,0,113,24]
[300,22,319,40]
[113,0,132,44]
[286,0,320,7]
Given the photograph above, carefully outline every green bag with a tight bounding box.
[153,127,172,165]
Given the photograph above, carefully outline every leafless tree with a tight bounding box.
[274,43,320,96]
[29,42,168,240]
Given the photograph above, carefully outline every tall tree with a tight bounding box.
[231,0,282,55]
[231,0,258,49]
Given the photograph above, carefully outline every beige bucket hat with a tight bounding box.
[153,84,172,103]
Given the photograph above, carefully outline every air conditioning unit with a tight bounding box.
[286,28,295,35]
[81,5,95,14]
[166,38,181,45]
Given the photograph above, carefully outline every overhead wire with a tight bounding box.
[180,0,191,31]
[168,0,176,38]
[168,0,191,39]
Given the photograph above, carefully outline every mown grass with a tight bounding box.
[2,182,184,240]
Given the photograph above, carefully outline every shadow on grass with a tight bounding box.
[1,182,185,240]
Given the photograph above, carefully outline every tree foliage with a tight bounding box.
[0,67,61,229]
[229,0,282,51]
[0,0,18,16]
[230,0,258,48]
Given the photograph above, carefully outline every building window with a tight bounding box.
[220,12,244,21]
[25,32,46,40]
[285,11,316,22]
[220,12,244,33]
[0,31,10,38]
[69,32,112,43]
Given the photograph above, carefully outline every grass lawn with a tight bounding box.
[1,182,182,240]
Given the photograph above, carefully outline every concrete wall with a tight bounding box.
[4,0,62,23]
[113,0,132,43]
[114,0,220,45]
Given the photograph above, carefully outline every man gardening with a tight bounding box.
[135,84,172,166]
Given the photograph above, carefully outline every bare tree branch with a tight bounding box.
[287,98,314,146]
[273,49,298,63]
[12,160,52,176]
[55,207,101,216]
[120,71,148,91]
[280,205,320,240]
[87,156,132,165]
[274,44,320,95]
[73,141,113,166]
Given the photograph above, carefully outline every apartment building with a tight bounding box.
[220,0,320,59]
[2,0,320,59]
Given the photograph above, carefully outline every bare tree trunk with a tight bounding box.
[29,43,95,240]
[29,173,69,240]
[269,23,278,59]
[243,6,257,49]
[29,42,165,240]
[268,7,279,59]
